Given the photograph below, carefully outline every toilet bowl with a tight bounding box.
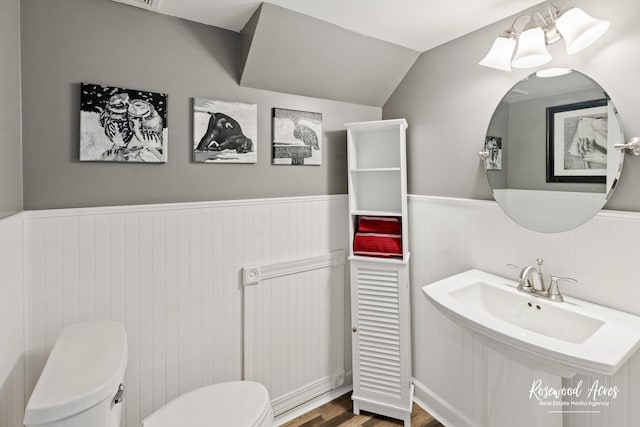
[23,320,272,427]
[23,321,128,427]
[142,381,273,427]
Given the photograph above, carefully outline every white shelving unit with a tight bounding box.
[345,119,412,425]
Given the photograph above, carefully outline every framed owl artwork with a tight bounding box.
[80,83,168,163]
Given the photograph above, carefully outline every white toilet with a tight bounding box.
[141,381,273,427]
[23,321,273,427]
[23,321,128,427]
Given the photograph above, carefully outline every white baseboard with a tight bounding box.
[412,378,478,427]
[271,371,347,417]
[274,376,476,427]
[274,384,353,426]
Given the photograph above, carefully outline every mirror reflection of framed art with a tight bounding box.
[484,136,502,170]
[546,99,608,184]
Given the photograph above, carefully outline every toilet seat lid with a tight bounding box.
[142,381,271,427]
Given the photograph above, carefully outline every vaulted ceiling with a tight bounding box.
[112,0,546,106]
[132,0,545,52]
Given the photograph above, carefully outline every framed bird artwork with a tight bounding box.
[272,108,322,166]
[80,83,168,163]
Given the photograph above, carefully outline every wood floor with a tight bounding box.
[281,393,444,427]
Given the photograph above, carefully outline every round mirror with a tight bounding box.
[483,69,624,233]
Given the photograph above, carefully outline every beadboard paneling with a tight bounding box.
[409,195,640,427]
[0,214,25,427]
[244,251,345,416]
[24,196,349,427]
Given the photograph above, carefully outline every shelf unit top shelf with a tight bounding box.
[351,167,401,173]
[345,118,408,131]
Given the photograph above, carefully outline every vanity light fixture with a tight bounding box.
[479,5,609,71]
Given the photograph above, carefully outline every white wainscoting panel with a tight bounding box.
[244,250,345,416]
[409,195,640,427]
[24,196,349,427]
[0,213,25,427]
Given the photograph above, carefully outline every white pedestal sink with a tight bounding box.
[423,269,640,378]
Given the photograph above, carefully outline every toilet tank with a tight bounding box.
[24,321,128,427]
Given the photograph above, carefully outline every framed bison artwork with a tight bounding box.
[193,98,257,163]
[272,108,322,166]
[80,83,168,162]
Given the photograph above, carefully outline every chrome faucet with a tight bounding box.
[507,258,577,302]
[519,265,542,292]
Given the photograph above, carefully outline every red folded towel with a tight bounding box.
[353,232,402,258]
[357,216,401,234]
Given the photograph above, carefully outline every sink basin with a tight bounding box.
[423,269,640,377]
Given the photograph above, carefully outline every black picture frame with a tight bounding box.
[546,99,608,184]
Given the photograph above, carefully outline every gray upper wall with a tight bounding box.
[0,0,23,219]
[21,0,380,210]
[383,0,640,211]
[239,3,420,107]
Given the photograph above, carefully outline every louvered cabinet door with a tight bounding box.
[350,259,412,424]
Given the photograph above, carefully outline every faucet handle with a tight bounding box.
[547,275,578,302]
[550,275,578,285]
